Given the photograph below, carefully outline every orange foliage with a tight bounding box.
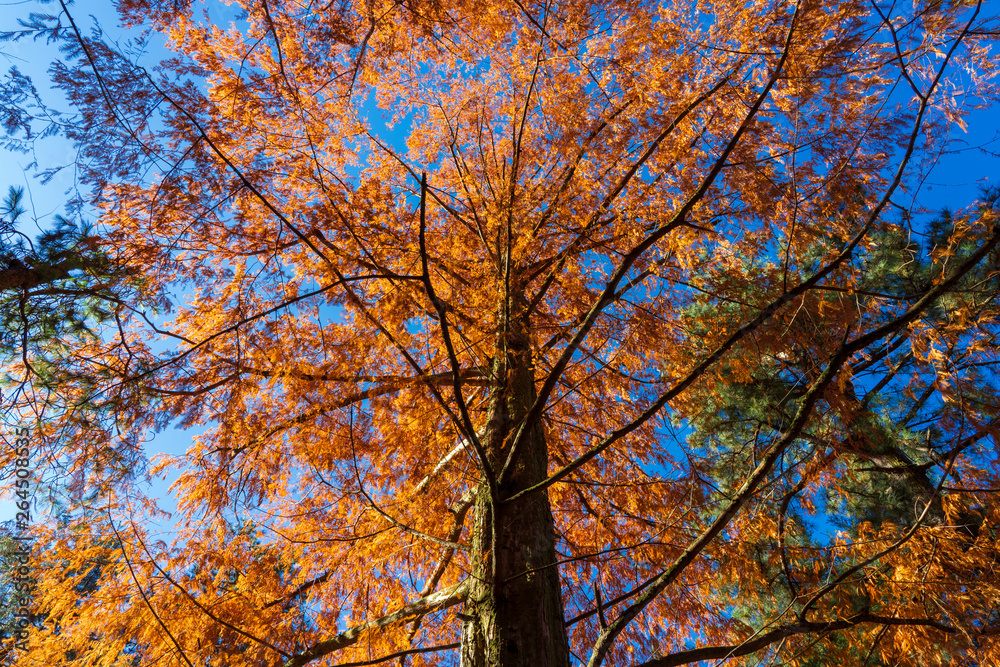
[2,0,1000,665]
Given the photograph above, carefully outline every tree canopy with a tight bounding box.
[2,0,1000,665]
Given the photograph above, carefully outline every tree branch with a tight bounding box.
[282,581,469,667]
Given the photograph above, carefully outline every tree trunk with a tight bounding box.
[460,293,570,667]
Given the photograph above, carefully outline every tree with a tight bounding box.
[0,177,145,397]
[2,0,1000,665]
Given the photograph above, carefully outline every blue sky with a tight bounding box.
[0,1,176,525]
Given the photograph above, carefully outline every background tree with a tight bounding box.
[0,185,108,350]
[1,180,142,436]
[2,0,1000,666]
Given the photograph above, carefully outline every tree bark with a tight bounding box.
[460,292,570,667]
[0,255,85,292]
